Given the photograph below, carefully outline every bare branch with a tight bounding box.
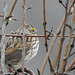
[65,59,75,72]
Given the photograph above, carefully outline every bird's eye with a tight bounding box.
[31,28,35,32]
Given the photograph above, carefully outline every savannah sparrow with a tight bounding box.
[4,24,39,65]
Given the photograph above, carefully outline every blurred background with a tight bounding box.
[0,0,75,75]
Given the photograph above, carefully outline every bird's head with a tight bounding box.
[25,24,37,34]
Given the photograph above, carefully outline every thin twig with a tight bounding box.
[60,8,75,72]
[0,14,17,21]
[57,0,69,72]
[61,37,75,72]
[40,9,68,75]
[0,34,75,38]
[68,0,75,13]
[37,68,40,75]
[58,0,66,8]
[8,0,18,16]
[64,51,75,60]
[22,0,26,74]
[6,0,18,25]
[43,0,54,73]
[68,37,75,56]
[1,0,7,74]
[68,51,75,58]
[0,15,3,17]
[65,59,75,72]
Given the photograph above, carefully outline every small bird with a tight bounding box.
[2,24,39,65]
